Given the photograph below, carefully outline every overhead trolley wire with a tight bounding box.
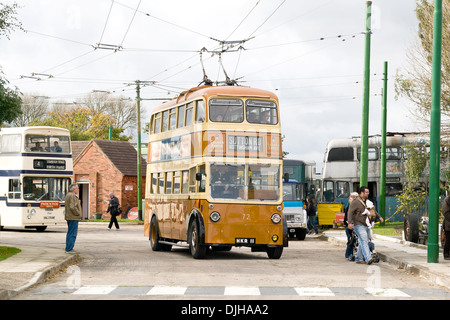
[247,0,286,39]
[98,0,115,45]
[119,0,141,47]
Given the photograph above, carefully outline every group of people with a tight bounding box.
[344,186,383,265]
[64,184,121,254]
[343,186,450,263]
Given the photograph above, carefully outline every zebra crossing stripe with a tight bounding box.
[224,286,260,296]
[294,287,334,297]
[147,285,187,295]
[365,288,411,298]
[73,285,117,295]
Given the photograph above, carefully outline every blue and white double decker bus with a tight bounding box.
[0,126,73,231]
[282,159,316,240]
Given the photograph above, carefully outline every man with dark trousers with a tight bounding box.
[107,192,120,230]
[65,183,82,253]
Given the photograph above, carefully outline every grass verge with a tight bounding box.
[0,246,21,262]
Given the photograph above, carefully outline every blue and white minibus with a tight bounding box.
[282,159,316,239]
[0,126,73,231]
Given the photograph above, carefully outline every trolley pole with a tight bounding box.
[360,1,372,187]
[428,0,442,263]
[380,61,388,226]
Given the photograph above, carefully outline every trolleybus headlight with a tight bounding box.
[30,209,36,215]
[271,213,281,224]
[272,234,279,242]
[210,211,221,222]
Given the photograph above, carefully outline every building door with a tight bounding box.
[78,183,90,220]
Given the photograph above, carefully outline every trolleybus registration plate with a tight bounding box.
[235,238,256,244]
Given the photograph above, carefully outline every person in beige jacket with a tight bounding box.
[64,183,82,253]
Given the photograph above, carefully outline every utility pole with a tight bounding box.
[130,80,172,221]
[428,0,443,263]
[380,61,388,226]
[360,1,372,187]
[135,81,143,221]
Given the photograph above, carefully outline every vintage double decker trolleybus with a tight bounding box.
[0,126,72,231]
[144,85,287,259]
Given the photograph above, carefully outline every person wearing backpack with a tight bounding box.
[107,192,120,230]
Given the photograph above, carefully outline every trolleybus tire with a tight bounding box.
[188,219,206,259]
[150,215,164,251]
[266,246,283,259]
[404,213,419,243]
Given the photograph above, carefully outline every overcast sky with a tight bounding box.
[0,0,422,172]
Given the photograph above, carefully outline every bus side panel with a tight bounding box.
[0,205,23,227]
[146,197,195,242]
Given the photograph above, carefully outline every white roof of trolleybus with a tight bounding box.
[325,132,430,150]
[0,126,70,135]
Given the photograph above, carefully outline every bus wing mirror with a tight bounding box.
[196,173,203,181]
[283,173,289,182]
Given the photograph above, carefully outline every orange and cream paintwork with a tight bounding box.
[144,85,287,259]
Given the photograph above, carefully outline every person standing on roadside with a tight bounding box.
[347,186,375,265]
[65,183,82,253]
[344,192,359,260]
[442,195,450,260]
[107,192,120,230]
[306,197,318,235]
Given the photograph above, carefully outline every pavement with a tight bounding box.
[0,228,450,300]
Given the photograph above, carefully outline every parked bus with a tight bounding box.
[0,126,72,231]
[144,85,287,259]
[317,132,445,224]
[282,159,316,239]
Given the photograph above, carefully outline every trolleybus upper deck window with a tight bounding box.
[246,100,278,125]
[209,98,243,123]
[327,147,353,162]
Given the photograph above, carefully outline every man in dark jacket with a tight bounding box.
[107,192,120,230]
[65,183,82,253]
[348,186,374,265]
[306,197,318,235]
[442,195,450,260]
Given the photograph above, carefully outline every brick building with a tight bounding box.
[72,139,147,220]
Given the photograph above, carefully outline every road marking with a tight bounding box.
[33,285,442,298]
[147,285,187,295]
[224,286,260,296]
[73,285,117,295]
[365,288,411,298]
[294,287,335,296]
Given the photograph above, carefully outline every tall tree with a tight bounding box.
[30,107,131,141]
[395,0,450,136]
[75,92,137,132]
[13,93,49,126]
[0,3,24,126]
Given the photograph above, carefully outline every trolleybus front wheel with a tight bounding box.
[266,246,283,259]
[188,219,206,259]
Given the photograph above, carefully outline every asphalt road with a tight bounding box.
[1,223,449,301]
